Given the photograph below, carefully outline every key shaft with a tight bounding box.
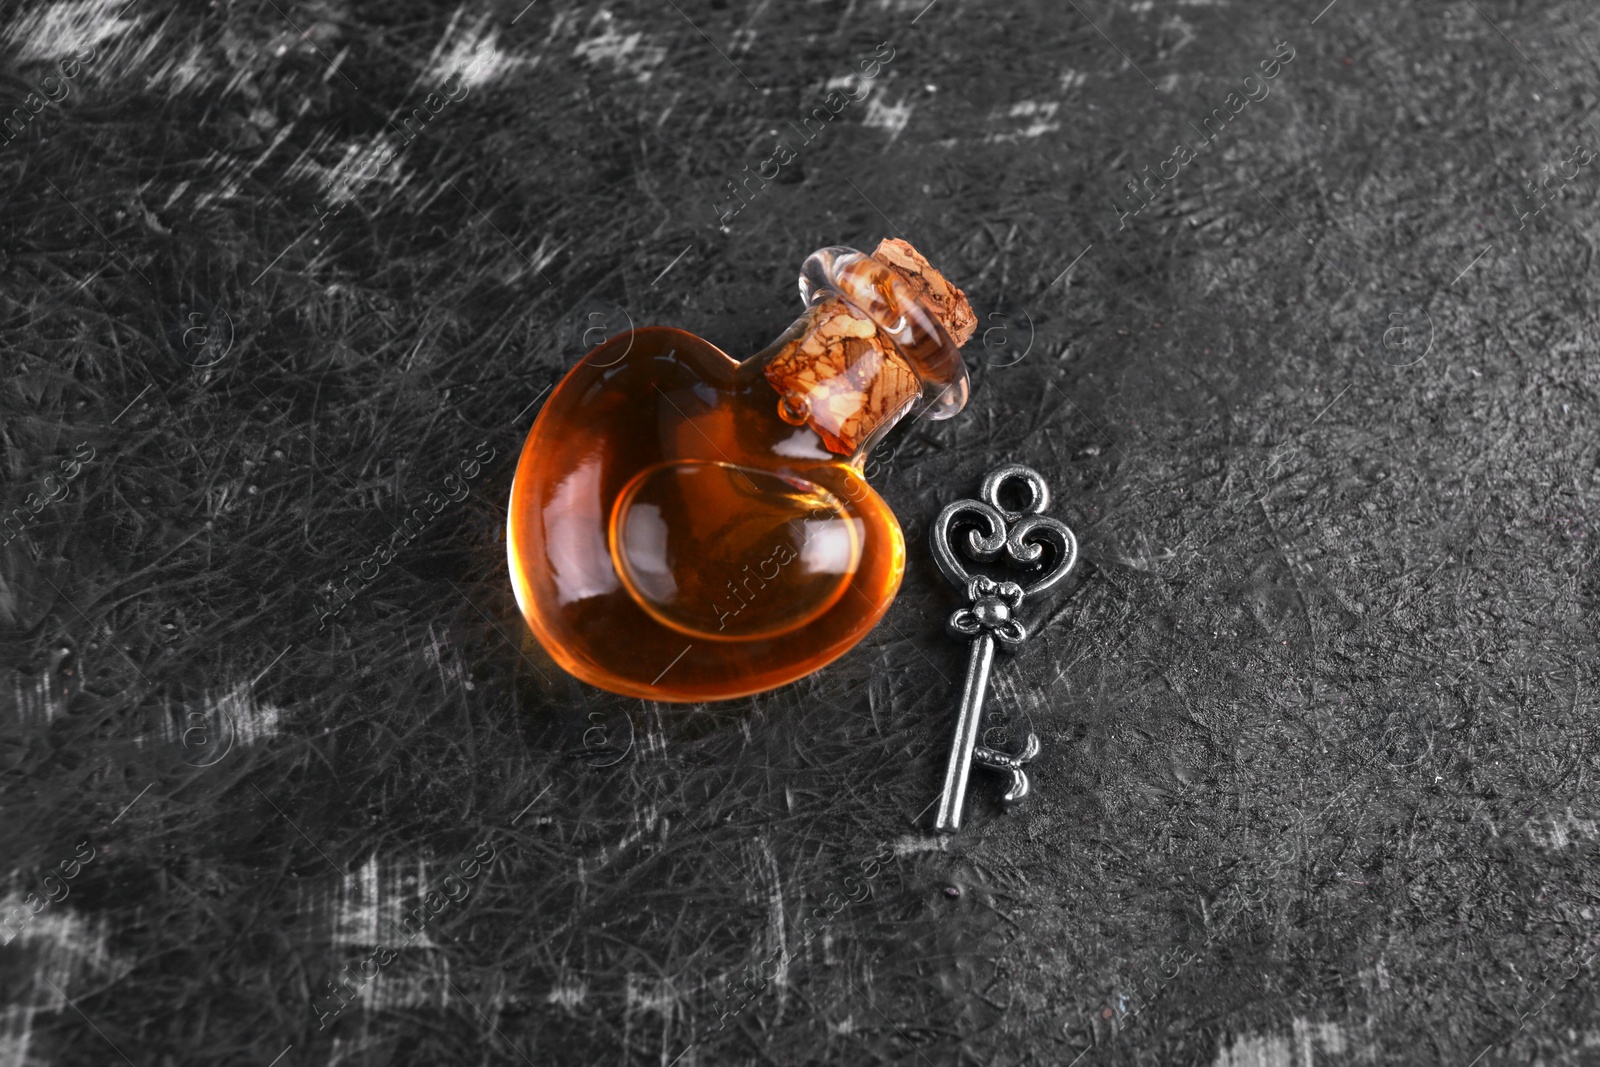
[934,631,995,834]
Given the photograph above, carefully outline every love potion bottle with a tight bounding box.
[507,239,977,701]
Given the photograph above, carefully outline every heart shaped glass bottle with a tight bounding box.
[508,239,977,701]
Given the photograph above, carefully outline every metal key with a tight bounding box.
[928,464,1078,834]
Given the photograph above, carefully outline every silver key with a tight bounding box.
[928,464,1078,834]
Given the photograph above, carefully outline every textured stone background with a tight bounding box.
[1,0,1596,1064]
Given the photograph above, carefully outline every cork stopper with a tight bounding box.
[870,238,977,346]
[763,240,974,457]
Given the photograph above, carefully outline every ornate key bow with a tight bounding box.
[928,464,1078,834]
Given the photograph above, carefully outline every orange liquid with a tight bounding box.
[507,326,905,701]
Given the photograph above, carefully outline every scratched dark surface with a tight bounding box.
[2,0,1598,1064]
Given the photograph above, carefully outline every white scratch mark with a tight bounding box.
[424,623,467,690]
[427,20,536,90]
[546,982,588,1009]
[892,834,949,856]
[984,100,1060,143]
[1214,1030,1292,1067]
[0,904,122,1065]
[1213,1019,1352,1067]
[3,0,137,61]
[862,94,914,144]
[573,10,666,83]
[625,973,681,1015]
[330,852,384,948]
[1527,808,1598,849]
[152,682,284,752]
[12,671,68,724]
[758,836,789,1006]
[1160,15,1198,56]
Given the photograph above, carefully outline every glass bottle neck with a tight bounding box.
[741,298,924,463]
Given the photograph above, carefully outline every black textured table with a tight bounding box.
[2,1,1596,1065]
